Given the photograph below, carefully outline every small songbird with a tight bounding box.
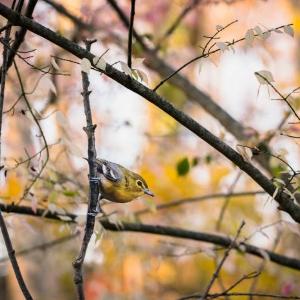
[95,159,154,203]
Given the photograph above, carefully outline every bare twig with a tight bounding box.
[42,0,92,30]
[216,171,242,231]
[73,39,100,300]
[155,0,201,51]
[248,215,282,300]
[255,72,300,122]
[13,60,49,202]
[127,0,136,68]
[134,190,265,216]
[213,171,243,299]
[0,13,33,299]
[154,23,291,91]
[0,0,38,82]
[0,214,33,299]
[201,221,245,299]
[0,233,78,263]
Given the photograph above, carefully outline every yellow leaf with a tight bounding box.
[1,173,23,203]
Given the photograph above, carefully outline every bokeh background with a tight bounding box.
[1,0,300,299]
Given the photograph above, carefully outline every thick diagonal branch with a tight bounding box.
[0,5,299,222]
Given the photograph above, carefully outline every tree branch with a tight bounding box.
[155,0,201,51]
[1,203,300,272]
[72,39,100,300]
[201,221,245,299]
[106,0,249,140]
[134,190,265,216]
[0,233,78,263]
[0,0,38,82]
[0,4,299,222]
[0,10,33,299]
[127,0,135,68]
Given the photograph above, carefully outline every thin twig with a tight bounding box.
[201,221,246,299]
[134,190,265,216]
[154,23,292,91]
[155,0,201,51]
[248,214,282,300]
[0,214,33,299]
[13,60,49,202]
[0,233,79,263]
[73,39,100,300]
[127,0,135,68]
[0,14,33,300]
[0,0,38,82]
[216,171,242,231]
[255,72,300,122]
[214,171,243,299]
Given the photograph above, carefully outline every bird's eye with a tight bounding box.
[136,180,143,188]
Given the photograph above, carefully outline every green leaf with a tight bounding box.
[177,157,190,176]
[192,157,199,167]
[63,190,77,197]
[205,154,213,164]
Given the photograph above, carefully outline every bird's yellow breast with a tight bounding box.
[100,175,142,203]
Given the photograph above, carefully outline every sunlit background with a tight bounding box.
[1,0,300,299]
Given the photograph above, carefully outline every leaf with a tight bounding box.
[273,178,286,186]
[192,157,199,166]
[254,25,263,36]
[51,57,60,70]
[236,145,253,162]
[245,29,255,46]
[58,215,73,222]
[257,248,270,261]
[283,188,296,201]
[81,58,91,74]
[216,25,223,31]
[120,61,132,76]
[198,58,204,73]
[272,187,279,200]
[94,220,104,234]
[48,203,57,213]
[48,78,57,95]
[176,157,190,176]
[93,56,106,71]
[216,42,228,52]
[254,70,275,85]
[63,190,77,197]
[136,69,148,85]
[75,215,86,225]
[229,44,235,54]
[261,31,271,40]
[132,57,145,68]
[284,25,294,37]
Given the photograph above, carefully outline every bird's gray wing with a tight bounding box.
[96,159,122,182]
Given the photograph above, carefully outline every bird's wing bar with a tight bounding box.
[97,160,122,182]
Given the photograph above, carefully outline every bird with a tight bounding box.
[94,158,154,203]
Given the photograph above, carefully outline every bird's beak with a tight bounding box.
[144,189,154,197]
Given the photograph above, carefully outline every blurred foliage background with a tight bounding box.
[1,0,300,299]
